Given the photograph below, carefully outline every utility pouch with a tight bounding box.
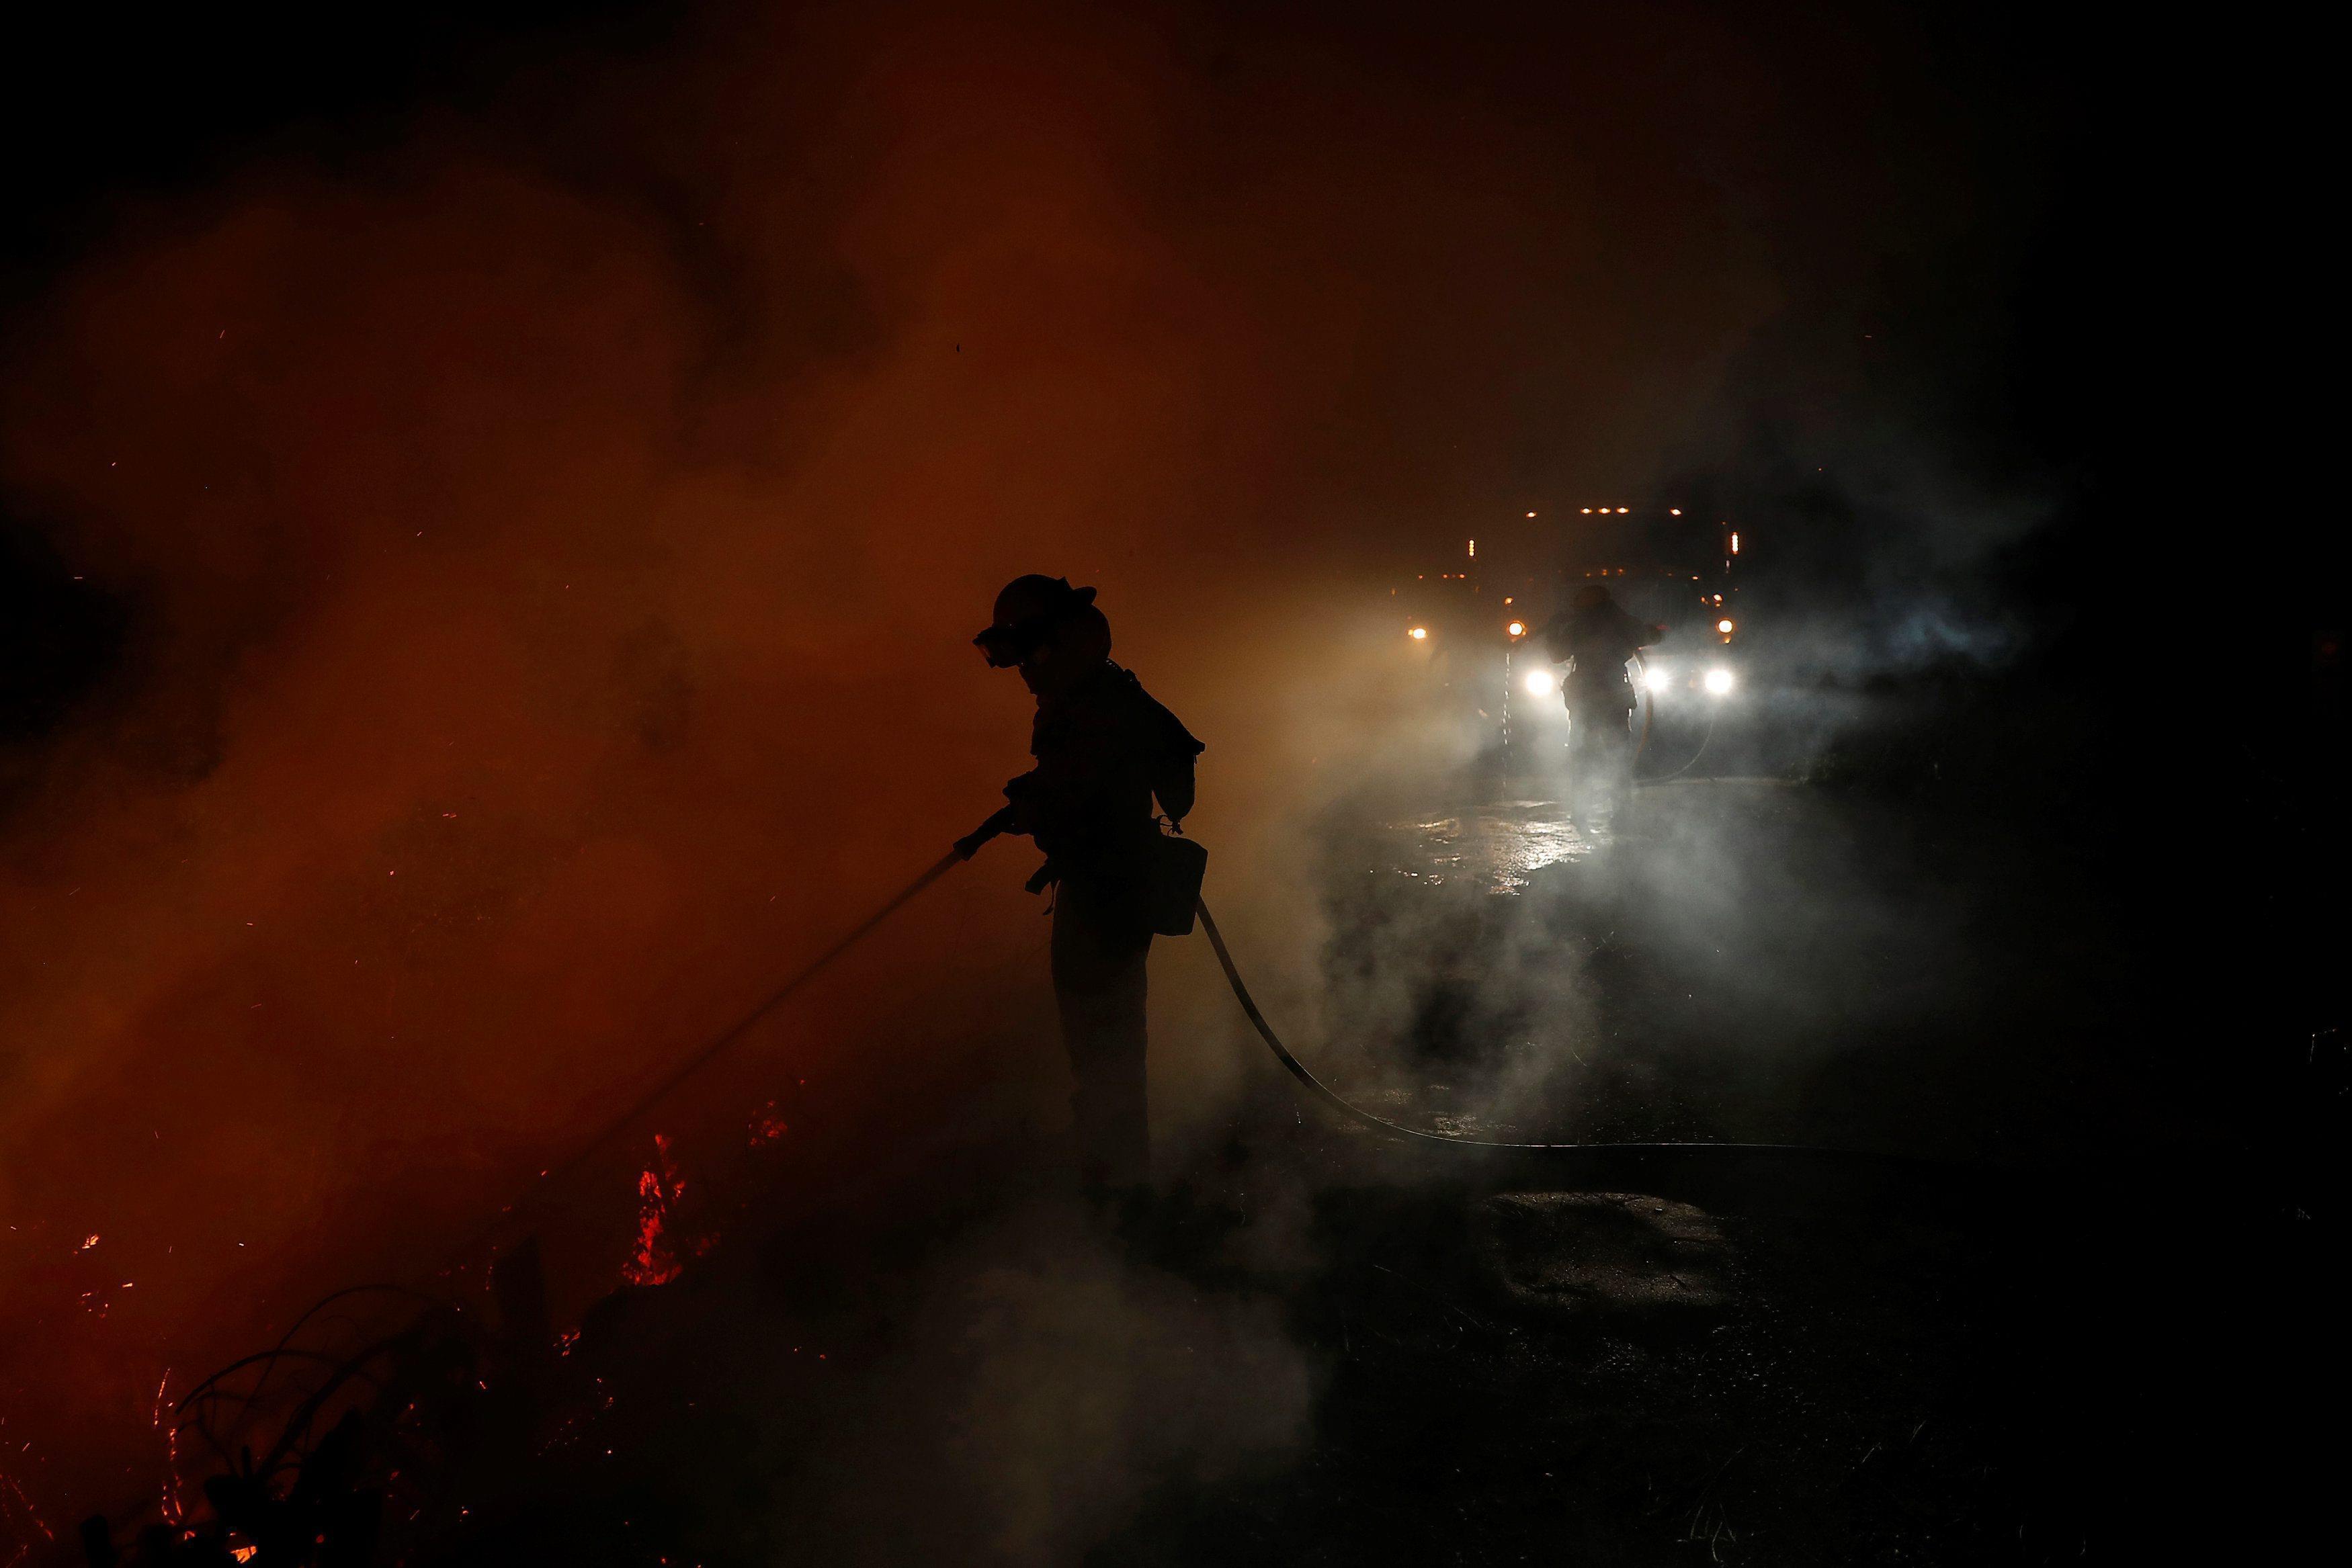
[1143,822,1208,937]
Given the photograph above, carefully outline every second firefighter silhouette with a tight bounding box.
[1542,583,1663,822]
[960,576,1204,1190]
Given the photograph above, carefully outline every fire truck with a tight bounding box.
[1392,507,1746,769]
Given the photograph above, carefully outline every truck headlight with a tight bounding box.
[1523,667,1556,697]
[1704,666,1735,696]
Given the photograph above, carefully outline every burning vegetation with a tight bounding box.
[72,1101,811,1567]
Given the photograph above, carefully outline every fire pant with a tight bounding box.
[1566,699,1634,804]
[1050,871,1154,1189]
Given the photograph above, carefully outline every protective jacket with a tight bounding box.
[1005,660,1202,884]
[1545,603,1656,712]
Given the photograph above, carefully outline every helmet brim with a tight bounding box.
[972,582,1097,666]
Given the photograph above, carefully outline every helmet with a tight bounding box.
[1572,583,1614,610]
[973,574,1099,667]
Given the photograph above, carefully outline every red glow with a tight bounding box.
[0,0,1827,1524]
[153,1371,187,1528]
[0,1469,54,1553]
[622,1135,687,1288]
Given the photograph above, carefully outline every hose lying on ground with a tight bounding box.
[1628,653,1720,783]
[169,826,1964,1539]
[1194,898,1845,1156]
[1635,707,1717,783]
[476,830,1933,1263]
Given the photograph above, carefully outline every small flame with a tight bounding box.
[622,1135,685,1287]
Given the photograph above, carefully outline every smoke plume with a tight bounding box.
[0,0,2052,1530]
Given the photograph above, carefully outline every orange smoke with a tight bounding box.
[0,0,1797,1526]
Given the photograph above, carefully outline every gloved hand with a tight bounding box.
[955,805,1017,861]
[997,769,1047,836]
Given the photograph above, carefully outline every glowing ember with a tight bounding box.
[748,1102,788,1145]
[622,1135,685,1287]
[153,1371,186,1528]
[0,1469,54,1548]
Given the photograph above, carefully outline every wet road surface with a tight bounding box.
[1361,797,1592,894]
[1310,777,2131,1162]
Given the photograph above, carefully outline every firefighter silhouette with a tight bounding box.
[1542,583,1661,821]
[964,576,1203,1193]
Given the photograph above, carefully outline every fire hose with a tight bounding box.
[1536,652,1712,788]
[1192,899,1854,1156]
[482,827,1909,1237]
[471,669,1738,1251]
[459,848,968,1260]
[1628,651,1718,783]
[188,820,1943,1516]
